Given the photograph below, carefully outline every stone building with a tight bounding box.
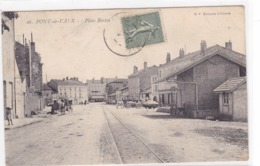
[151,75,159,102]
[15,33,43,92]
[155,41,246,118]
[42,83,53,106]
[128,62,158,101]
[48,78,88,104]
[87,77,116,102]
[2,12,27,118]
[106,78,128,103]
[15,33,44,117]
[214,77,247,121]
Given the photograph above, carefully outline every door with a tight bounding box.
[222,93,229,114]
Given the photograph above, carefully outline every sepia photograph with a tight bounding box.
[1,5,248,166]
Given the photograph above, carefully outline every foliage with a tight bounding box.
[1,12,18,34]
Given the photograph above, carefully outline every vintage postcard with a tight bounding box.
[1,6,248,166]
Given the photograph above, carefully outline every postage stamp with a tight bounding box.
[121,12,164,49]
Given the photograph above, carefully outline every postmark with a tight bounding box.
[121,12,164,49]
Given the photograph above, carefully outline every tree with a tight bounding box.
[1,12,18,34]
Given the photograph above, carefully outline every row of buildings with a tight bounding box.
[125,40,247,121]
[43,77,128,105]
[41,40,247,121]
[2,12,44,119]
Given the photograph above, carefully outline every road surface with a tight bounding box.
[5,103,248,165]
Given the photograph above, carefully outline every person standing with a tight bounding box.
[6,107,13,125]
[60,100,65,115]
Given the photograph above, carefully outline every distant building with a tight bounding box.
[128,62,158,101]
[42,83,53,106]
[214,77,247,121]
[151,75,159,102]
[106,78,128,103]
[87,77,116,102]
[48,78,88,104]
[155,40,246,118]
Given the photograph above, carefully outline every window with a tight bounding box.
[223,92,229,104]
[155,85,158,92]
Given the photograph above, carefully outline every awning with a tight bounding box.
[91,96,105,99]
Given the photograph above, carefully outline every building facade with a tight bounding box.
[15,33,44,117]
[106,78,128,103]
[214,77,247,121]
[87,77,116,102]
[128,62,158,101]
[155,41,246,118]
[48,78,88,104]
[2,12,28,118]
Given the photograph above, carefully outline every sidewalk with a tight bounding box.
[4,105,51,130]
[4,117,45,130]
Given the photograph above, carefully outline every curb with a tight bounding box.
[4,119,44,130]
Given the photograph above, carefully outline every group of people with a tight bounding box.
[50,99,73,115]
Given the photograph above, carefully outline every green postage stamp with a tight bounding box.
[121,12,164,49]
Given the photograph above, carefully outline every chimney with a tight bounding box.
[30,33,35,52]
[25,38,28,46]
[200,40,207,55]
[166,52,171,63]
[133,66,138,73]
[225,40,232,50]
[179,48,185,58]
[144,62,147,69]
[23,34,25,45]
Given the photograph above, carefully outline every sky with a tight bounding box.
[14,6,246,83]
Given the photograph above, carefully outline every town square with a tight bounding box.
[1,7,248,165]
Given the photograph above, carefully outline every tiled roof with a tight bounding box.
[213,77,246,93]
[156,45,246,83]
[52,79,85,86]
[129,65,158,77]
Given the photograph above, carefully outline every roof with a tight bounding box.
[43,83,52,91]
[141,87,151,94]
[51,79,85,86]
[86,78,117,84]
[213,77,246,93]
[156,45,246,83]
[107,79,128,84]
[108,92,116,97]
[129,65,158,77]
[119,87,128,91]
[86,79,102,84]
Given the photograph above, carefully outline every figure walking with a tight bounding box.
[6,107,13,126]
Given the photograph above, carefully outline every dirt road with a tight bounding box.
[4,103,248,165]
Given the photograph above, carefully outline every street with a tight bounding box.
[5,103,248,165]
